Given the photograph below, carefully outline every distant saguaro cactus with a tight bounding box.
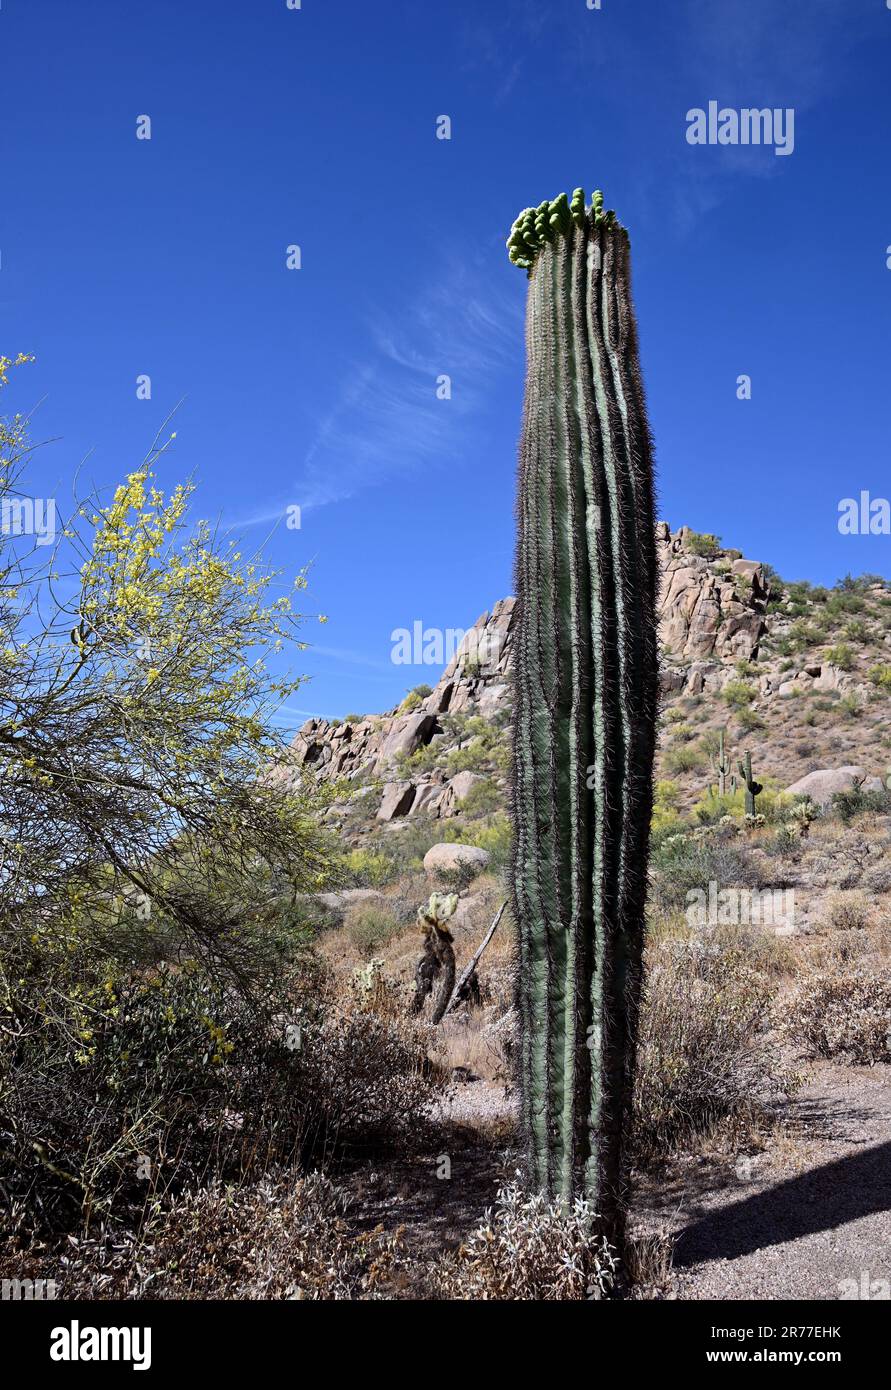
[507,189,659,1252]
[712,728,731,796]
[737,750,763,817]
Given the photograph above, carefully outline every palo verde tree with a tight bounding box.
[0,357,330,985]
[507,191,659,1254]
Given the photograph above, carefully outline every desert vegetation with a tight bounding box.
[4,307,891,1304]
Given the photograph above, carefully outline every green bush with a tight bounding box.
[663,742,707,775]
[458,777,501,816]
[0,934,438,1238]
[347,903,402,959]
[735,707,764,733]
[344,847,398,887]
[686,531,721,557]
[825,642,856,671]
[722,680,756,710]
[649,832,766,913]
[443,812,512,870]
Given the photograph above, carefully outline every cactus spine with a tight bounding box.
[737,750,763,817]
[508,189,659,1249]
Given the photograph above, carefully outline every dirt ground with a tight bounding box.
[341,1064,891,1301]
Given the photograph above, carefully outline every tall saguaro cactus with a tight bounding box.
[737,750,763,818]
[508,189,659,1250]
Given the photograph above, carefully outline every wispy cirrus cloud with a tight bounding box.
[230,260,522,525]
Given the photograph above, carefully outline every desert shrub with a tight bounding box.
[0,936,438,1239]
[23,1171,402,1300]
[825,642,856,671]
[344,847,398,887]
[838,693,863,720]
[633,945,796,1161]
[832,784,891,825]
[443,812,512,871]
[394,742,440,778]
[430,1182,617,1300]
[347,903,402,958]
[722,680,756,710]
[649,833,765,913]
[823,891,873,933]
[788,621,820,650]
[735,707,764,733]
[686,531,721,557]
[663,742,706,775]
[691,782,787,828]
[458,777,501,816]
[785,971,891,1065]
[652,780,681,833]
[768,824,802,859]
[397,684,432,714]
[868,664,891,692]
[825,594,865,622]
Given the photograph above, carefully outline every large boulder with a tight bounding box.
[786,766,885,806]
[309,889,387,926]
[376,712,437,769]
[377,781,416,821]
[423,843,491,877]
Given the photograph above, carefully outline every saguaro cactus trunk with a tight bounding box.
[508,190,659,1251]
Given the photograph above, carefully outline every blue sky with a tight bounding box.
[2,0,890,725]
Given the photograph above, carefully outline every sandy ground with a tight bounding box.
[646,1062,891,1300]
[342,1062,891,1300]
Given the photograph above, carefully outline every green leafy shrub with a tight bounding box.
[652,780,681,833]
[458,777,501,816]
[649,833,766,913]
[443,812,512,870]
[722,680,756,710]
[686,531,721,557]
[825,642,856,671]
[344,847,398,887]
[663,742,707,775]
[0,937,438,1239]
[831,784,891,824]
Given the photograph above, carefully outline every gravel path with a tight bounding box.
[655,1062,891,1300]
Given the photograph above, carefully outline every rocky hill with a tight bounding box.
[284,524,891,830]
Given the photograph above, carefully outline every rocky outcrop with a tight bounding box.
[283,600,517,816]
[283,526,795,821]
[656,523,769,664]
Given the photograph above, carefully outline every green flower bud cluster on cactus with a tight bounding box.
[508,185,659,1256]
[507,188,615,273]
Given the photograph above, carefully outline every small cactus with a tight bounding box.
[737,751,763,818]
[789,798,817,839]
